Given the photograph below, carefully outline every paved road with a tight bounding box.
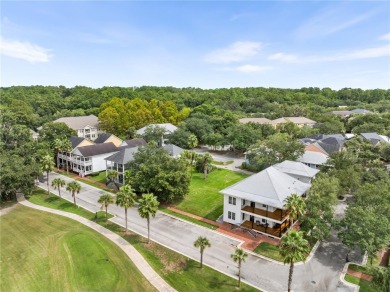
[38,173,362,292]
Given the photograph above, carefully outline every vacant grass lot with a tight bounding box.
[27,189,259,291]
[175,168,248,220]
[0,205,154,292]
[254,242,283,262]
[88,171,107,184]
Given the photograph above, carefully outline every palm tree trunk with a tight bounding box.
[57,152,60,171]
[203,165,207,180]
[58,188,61,198]
[124,208,128,235]
[238,261,241,288]
[47,171,50,195]
[66,160,69,174]
[105,206,108,219]
[288,262,294,292]
[290,219,294,231]
[147,217,150,244]
[73,193,76,205]
[200,250,203,268]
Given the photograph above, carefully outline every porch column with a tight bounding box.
[266,205,268,217]
[279,225,282,237]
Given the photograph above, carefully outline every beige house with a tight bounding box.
[271,117,317,128]
[94,133,123,147]
[239,118,272,125]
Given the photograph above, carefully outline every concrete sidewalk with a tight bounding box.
[36,172,363,292]
[16,193,176,292]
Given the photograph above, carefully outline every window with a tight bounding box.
[228,196,236,205]
[242,199,246,205]
[242,213,245,220]
[262,204,267,208]
[262,219,266,223]
[228,211,236,220]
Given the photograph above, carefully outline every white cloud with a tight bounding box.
[318,45,390,62]
[294,9,375,40]
[236,64,271,73]
[204,41,262,64]
[0,37,52,63]
[379,33,390,41]
[268,52,298,62]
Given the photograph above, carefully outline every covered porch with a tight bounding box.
[241,205,290,222]
[241,220,290,238]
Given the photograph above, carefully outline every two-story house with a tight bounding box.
[52,115,100,141]
[220,166,311,239]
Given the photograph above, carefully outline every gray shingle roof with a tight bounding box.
[105,147,139,164]
[73,142,118,157]
[94,133,112,144]
[273,160,319,179]
[121,138,147,148]
[360,133,387,145]
[53,115,99,130]
[69,136,86,148]
[220,166,310,209]
[239,118,272,124]
[163,144,184,157]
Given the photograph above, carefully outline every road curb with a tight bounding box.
[339,263,360,292]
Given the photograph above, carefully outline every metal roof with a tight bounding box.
[220,166,310,209]
[136,123,178,135]
[273,160,319,179]
[297,151,329,166]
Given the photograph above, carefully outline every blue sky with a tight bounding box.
[1,1,389,89]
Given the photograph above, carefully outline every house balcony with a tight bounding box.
[241,206,289,222]
[241,220,290,238]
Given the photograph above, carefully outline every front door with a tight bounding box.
[250,201,255,208]
[250,215,254,222]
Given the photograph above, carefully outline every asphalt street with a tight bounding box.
[36,172,362,292]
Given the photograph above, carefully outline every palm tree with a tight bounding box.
[61,138,72,173]
[106,170,119,190]
[98,193,114,219]
[115,185,137,235]
[138,193,159,243]
[193,236,211,268]
[41,154,55,195]
[231,248,248,289]
[66,181,81,205]
[284,194,306,230]
[53,138,63,170]
[124,170,132,186]
[200,152,213,180]
[280,230,310,292]
[188,134,198,149]
[51,178,65,197]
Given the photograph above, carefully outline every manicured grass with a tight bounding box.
[28,190,259,291]
[76,178,114,193]
[344,275,380,292]
[254,242,284,262]
[160,207,218,230]
[175,168,248,220]
[28,189,112,220]
[88,171,107,184]
[97,219,258,291]
[254,242,312,263]
[0,205,154,292]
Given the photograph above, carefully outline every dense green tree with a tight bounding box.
[138,193,160,243]
[142,125,166,145]
[39,122,76,144]
[280,231,310,292]
[194,236,211,268]
[167,128,192,148]
[227,123,264,151]
[129,144,190,202]
[246,133,304,171]
[188,134,198,149]
[231,248,248,289]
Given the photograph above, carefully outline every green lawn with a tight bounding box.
[0,205,154,292]
[254,242,312,263]
[28,189,111,220]
[175,168,248,220]
[88,171,107,184]
[254,242,284,262]
[27,189,259,291]
[344,275,380,292]
[348,264,374,276]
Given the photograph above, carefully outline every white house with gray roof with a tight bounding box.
[220,166,310,239]
[297,151,329,169]
[52,115,100,141]
[105,147,140,185]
